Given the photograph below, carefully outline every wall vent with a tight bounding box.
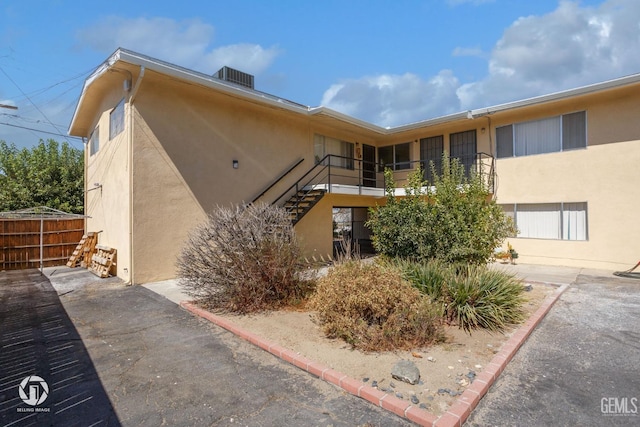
[215,66,255,89]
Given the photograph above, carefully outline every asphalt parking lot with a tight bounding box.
[1,268,410,426]
[466,272,640,426]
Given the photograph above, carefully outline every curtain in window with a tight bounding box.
[515,117,561,156]
[314,134,354,169]
[314,134,325,163]
[562,202,587,240]
[516,203,562,239]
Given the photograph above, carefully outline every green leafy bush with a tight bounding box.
[177,203,313,313]
[367,155,516,265]
[309,261,444,351]
[394,260,525,332]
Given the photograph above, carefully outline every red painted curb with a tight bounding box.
[180,283,568,427]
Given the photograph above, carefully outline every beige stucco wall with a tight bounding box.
[492,86,640,271]
[295,193,386,259]
[128,71,329,283]
[84,91,132,282]
[79,58,640,281]
[495,141,640,271]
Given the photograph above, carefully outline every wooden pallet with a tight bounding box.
[66,232,98,267]
[89,245,116,278]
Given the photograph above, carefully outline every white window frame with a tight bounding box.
[89,126,100,156]
[502,202,588,241]
[109,98,125,140]
[496,111,587,158]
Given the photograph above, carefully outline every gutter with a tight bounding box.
[74,49,640,139]
[127,65,145,284]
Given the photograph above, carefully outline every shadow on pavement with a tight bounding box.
[0,269,120,426]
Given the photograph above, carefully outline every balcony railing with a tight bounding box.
[255,152,495,209]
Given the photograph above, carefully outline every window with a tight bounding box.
[501,202,588,240]
[109,98,125,140]
[496,111,586,158]
[378,142,411,171]
[89,127,99,156]
[314,134,354,169]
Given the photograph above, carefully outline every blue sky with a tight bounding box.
[1,0,639,149]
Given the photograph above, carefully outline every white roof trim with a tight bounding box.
[69,48,640,137]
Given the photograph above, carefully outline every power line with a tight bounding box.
[0,122,83,143]
[1,112,68,128]
[0,66,73,146]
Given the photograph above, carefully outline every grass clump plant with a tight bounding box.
[392,259,526,333]
[309,261,444,352]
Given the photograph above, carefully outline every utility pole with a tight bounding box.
[0,104,17,110]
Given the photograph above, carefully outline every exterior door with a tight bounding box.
[450,130,477,176]
[420,135,444,183]
[362,144,376,187]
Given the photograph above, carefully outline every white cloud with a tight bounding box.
[76,16,280,75]
[323,0,640,127]
[447,0,495,6]
[321,71,461,127]
[0,99,17,108]
[458,0,640,109]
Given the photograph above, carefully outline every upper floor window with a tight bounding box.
[109,98,125,140]
[379,142,411,171]
[496,111,586,158]
[89,126,100,156]
[314,134,354,169]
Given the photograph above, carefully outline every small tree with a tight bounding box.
[0,139,84,213]
[177,203,311,313]
[367,154,515,265]
[366,168,434,259]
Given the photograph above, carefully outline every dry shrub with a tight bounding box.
[309,261,444,351]
[177,203,313,313]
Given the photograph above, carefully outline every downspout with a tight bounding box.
[127,66,145,284]
[82,137,87,236]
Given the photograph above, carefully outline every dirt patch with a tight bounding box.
[217,283,555,416]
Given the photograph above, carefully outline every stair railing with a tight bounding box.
[271,154,333,208]
[251,157,305,204]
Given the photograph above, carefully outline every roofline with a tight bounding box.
[69,48,640,137]
[466,73,640,119]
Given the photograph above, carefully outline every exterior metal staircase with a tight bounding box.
[283,188,326,225]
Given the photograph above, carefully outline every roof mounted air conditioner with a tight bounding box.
[215,66,254,90]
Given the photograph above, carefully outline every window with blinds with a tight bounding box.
[501,202,588,240]
[496,111,586,158]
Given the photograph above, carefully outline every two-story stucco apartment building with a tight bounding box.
[69,48,640,284]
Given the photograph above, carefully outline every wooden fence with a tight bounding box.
[1,218,84,270]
